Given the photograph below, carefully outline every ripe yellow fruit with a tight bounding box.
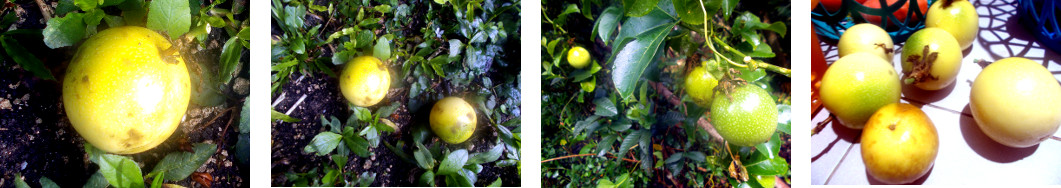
[685,64,719,107]
[838,23,894,63]
[861,103,938,184]
[820,52,902,129]
[430,97,477,144]
[900,27,963,90]
[971,57,1061,148]
[63,26,191,154]
[925,0,979,50]
[340,56,390,107]
[567,46,591,69]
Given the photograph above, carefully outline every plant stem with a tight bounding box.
[541,5,568,35]
[679,22,792,78]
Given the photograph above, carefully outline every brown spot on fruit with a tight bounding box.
[126,129,143,144]
[466,112,475,122]
[889,123,896,131]
[82,75,89,83]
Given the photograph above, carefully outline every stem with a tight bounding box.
[679,22,792,78]
[541,5,569,35]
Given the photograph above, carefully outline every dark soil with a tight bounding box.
[0,0,249,187]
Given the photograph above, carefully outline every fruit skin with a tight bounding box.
[685,64,720,107]
[710,85,778,147]
[901,27,963,90]
[970,57,1061,148]
[862,0,929,26]
[838,24,894,63]
[63,26,191,154]
[820,52,901,129]
[430,97,477,144]
[926,0,979,50]
[340,56,391,107]
[566,46,591,69]
[861,103,938,184]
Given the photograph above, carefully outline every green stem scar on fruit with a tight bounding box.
[63,26,192,154]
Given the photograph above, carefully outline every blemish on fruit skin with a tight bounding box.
[82,75,89,83]
[889,123,897,131]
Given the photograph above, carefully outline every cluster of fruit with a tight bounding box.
[819,0,1061,184]
[340,56,477,144]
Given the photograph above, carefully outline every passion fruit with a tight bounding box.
[63,26,191,154]
[567,46,591,69]
[685,63,720,107]
[340,56,391,107]
[711,85,778,147]
[970,57,1061,148]
[838,23,894,63]
[901,27,963,90]
[430,97,477,144]
[820,52,902,129]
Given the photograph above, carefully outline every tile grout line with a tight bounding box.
[824,142,856,185]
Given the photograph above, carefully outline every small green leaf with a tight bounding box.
[304,132,342,156]
[42,12,86,49]
[621,0,660,17]
[148,143,218,181]
[373,36,392,60]
[149,172,163,188]
[447,39,463,58]
[357,171,377,186]
[417,171,436,186]
[40,177,60,188]
[343,126,371,157]
[356,30,374,48]
[74,0,97,11]
[14,174,29,188]
[413,144,436,170]
[468,144,504,164]
[596,178,616,188]
[84,171,109,188]
[593,97,617,117]
[271,110,301,122]
[146,0,191,39]
[436,149,469,176]
[1,37,54,80]
[96,154,145,188]
[322,169,339,186]
[218,36,244,84]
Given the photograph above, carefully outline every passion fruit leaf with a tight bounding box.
[673,0,719,25]
[149,172,163,188]
[343,126,371,158]
[617,130,645,159]
[54,0,79,16]
[14,174,29,188]
[74,0,97,11]
[304,132,342,156]
[554,4,581,26]
[42,12,85,49]
[1,37,54,80]
[97,154,144,188]
[148,143,218,181]
[776,104,791,134]
[146,0,191,39]
[321,169,339,186]
[84,171,108,188]
[571,61,602,82]
[592,7,621,45]
[572,115,601,137]
[744,134,788,175]
[594,97,618,117]
[621,0,660,17]
[468,144,504,164]
[488,178,502,187]
[373,36,392,60]
[414,143,436,170]
[437,149,470,176]
[610,23,673,100]
[219,36,244,84]
[357,172,377,186]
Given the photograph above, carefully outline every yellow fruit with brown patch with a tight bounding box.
[63,26,191,154]
[429,97,477,144]
[340,56,391,107]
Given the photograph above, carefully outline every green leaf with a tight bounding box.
[413,143,436,170]
[96,154,145,188]
[271,110,301,122]
[40,177,60,188]
[149,172,163,188]
[673,0,720,25]
[1,37,54,80]
[570,60,601,82]
[14,174,29,188]
[148,143,217,181]
[610,22,673,101]
[436,149,469,176]
[42,12,86,49]
[592,7,621,45]
[554,4,580,25]
[343,126,372,157]
[593,97,618,117]
[622,0,660,17]
[468,144,504,164]
[147,0,191,39]
[596,134,617,156]
[417,171,436,186]
[54,0,79,16]
[84,171,109,188]
[373,35,392,60]
[239,99,250,133]
[617,130,644,158]
[74,0,98,11]
[283,5,305,30]
[357,171,377,186]
[101,0,126,7]
[304,132,342,156]
[322,169,339,186]
[596,178,616,188]
[777,104,791,134]
[218,36,243,84]
[356,30,374,48]
[488,178,502,187]
[447,39,463,58]
[745,134,788,175]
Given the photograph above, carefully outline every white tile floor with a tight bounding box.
[811,0,1061,185]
